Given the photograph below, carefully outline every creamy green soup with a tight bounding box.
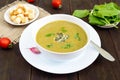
[36,20,88,53]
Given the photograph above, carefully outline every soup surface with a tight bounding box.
[36,20,88,53]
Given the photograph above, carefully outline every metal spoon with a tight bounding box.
[90,40,115,62]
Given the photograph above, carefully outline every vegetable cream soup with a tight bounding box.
[36,20,88,53]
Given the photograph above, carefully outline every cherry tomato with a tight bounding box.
[27,0,35,3]
[52,0,62,9]
[0,37,12,49]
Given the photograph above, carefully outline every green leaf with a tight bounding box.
[61,27,67,33]
[46,43,53,48]
[72,2,120,28]
[62,43,72,49]
[89,2,120,27]
[74,33,81,41]
[89,13,106,26]
[72,10,89,18]
[112,2,120,10]
[45,33,55,37]
[93,2,120,17]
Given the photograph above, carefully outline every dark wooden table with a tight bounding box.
[0,0,120,80]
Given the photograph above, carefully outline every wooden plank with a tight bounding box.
[0,0,8,8]
[0,44,31,80]
[108,0,120,59]
[31,68,78,80]
[38,0,71,14]
[109,27,120,60]
[0,0,32,80]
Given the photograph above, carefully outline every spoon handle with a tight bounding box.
[90,41,115,62]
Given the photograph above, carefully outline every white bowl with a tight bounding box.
[4,3,39,26]
[32,14,91,61]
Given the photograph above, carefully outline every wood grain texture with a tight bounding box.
[0,44,31,80]
[0,0,120,80]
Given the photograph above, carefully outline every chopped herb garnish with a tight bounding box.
[74,33,81,41]
[46,43,53,48]
[45,33,55,37]
[62,43,72,49]
[61,27,67,33]
[54,33,69,42]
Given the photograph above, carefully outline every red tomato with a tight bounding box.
[0,37,12,49]
[52,0,62,9]
[27,0,35,3]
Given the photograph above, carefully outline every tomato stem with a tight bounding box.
[8,42,13,48]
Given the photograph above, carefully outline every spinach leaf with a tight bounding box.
[72,2,120,28]
[93,3,120,17]
[61,27,67,33]
[45,33,55,37]
[89,12,106,26]
[89,2,120,27]
[74,33,81,41]
[62,43,72,49]
[72,10,89,18]
[46,43,53,48]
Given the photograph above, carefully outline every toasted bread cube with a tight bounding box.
[12,10,19,15]
[28,13,35,20]
[16,8,24,14]
[24,11,29,17]
[10,15,16,21]
[13,16,22,24]
[17,4,24,9]
[21,17,29,23]
[17,13,24,18]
